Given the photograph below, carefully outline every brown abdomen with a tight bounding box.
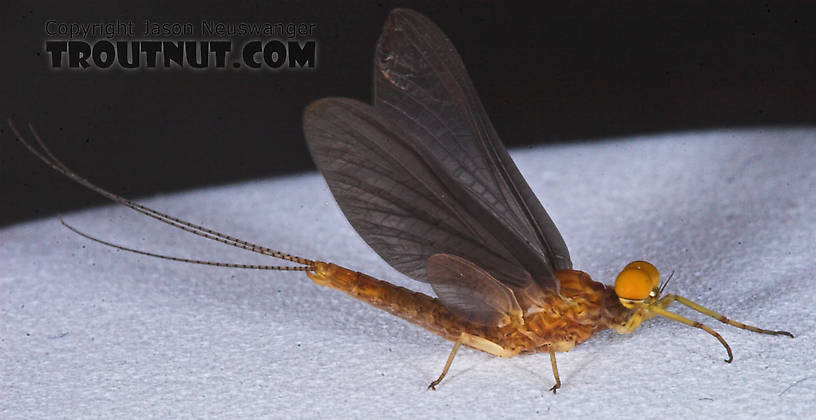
[308,262,473,341]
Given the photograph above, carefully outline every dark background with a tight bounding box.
[1,0,813,227]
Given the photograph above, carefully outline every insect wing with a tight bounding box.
[427,253,524,327]
[303,98,534,287]
[373,9,572,286]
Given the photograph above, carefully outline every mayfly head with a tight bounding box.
[614,260,661,309]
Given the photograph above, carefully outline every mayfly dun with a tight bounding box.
[10,9,792,392]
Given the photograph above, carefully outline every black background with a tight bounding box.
[1,1,813,227]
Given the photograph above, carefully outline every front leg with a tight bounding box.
[658,294,793,337]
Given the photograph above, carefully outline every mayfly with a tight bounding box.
[10,9,792,392]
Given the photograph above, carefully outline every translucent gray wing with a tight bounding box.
[426,253,523,327]
[303,98,534,287]
[373,9,572,288]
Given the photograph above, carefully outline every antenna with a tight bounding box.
[658,270,675,295]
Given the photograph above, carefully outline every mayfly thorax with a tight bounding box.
[10,9,792,392]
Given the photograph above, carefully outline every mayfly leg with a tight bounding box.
[659,294,794,337]
[548,346,561,393]
[427,333,519,390]
[651,294,794,363]
[427,337,462,390]
[649,305,735,363]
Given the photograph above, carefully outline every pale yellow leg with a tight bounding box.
[427,339,460,390]
[660,294,793,337]
[650,306,734,362]
[548,346,561,394]
[428,333,517,390]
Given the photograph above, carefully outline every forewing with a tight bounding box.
[303,98,533,287]
[373,9,572,285]
[426,254,523,327]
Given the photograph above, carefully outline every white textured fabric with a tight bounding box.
[3,128,814,419]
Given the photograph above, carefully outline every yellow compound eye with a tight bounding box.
[614,261,660,300]
[623,260,660,288]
